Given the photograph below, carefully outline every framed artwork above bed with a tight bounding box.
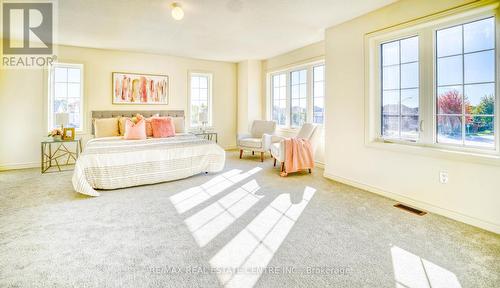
[112,72,169,105]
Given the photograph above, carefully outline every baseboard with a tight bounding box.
[224,146,238,151]
[315,161,325,169]
[323,172,500,234]
[0,162,39,171]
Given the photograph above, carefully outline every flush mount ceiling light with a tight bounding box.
[171,3,184,20]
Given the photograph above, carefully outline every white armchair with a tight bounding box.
[238,120,277,162]
[270,123,318,172]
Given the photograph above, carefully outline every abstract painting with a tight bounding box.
[112,72,168,104]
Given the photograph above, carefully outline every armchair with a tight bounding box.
[238,120,277,162]
[270,123,318,172]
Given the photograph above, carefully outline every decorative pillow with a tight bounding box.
[136,113,158,137]
[124,118,146,140]
[151,117,175,138]
[119,114,158,136]
[145,118,154,137]
[94,118,120,138]
[118,117,127,136]
[172,117,186,133]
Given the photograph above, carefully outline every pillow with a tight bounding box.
[118,117,131,136]
[136,113,158,137]
[151,117,175,138]
[144,118,154,137]
[119,114,159,136]
[172,117,186,133]
[94,118,120,138]
[124,118,146,140]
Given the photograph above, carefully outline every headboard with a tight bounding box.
[91,110,184,135]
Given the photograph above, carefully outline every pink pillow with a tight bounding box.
[145,119,153,137]
[136,114,158,137]
[151,117,175,138]
[124,118,147,140]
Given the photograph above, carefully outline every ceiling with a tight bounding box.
[57,0,396,62]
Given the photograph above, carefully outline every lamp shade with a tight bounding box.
[198,111,208,123]
[55,112,69,127]
[171,3,184,20]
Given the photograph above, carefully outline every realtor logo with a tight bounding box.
[2,2,53,54]
[1,1,57,68]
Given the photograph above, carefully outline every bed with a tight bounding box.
[72,110,226,197]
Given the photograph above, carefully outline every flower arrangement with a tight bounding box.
[48,128,63,140]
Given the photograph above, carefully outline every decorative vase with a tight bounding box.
[53,135,62,141]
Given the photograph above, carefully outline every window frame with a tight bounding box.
[380,35,421,142]
[271,73,288,126]
[268,60,325,129]
[47,62,85,133]
[312,64,326,124]
[433,16,497,151]
[365,5,500,159]
[188,71,213,129]
[290,68,308,128]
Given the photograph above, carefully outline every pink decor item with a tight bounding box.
[135,114,158,137]
[280,138,314,177]
[124,118,147,140]
[151,117,175,138]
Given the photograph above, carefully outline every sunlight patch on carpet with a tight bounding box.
[170,167,262,213]
[184,179,264,247]
[209,186,316,288]
[391,245,462,288]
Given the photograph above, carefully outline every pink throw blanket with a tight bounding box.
[280,138,314,177]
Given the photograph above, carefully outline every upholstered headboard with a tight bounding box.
[91,110,184,135]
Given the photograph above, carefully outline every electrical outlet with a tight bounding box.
[439,171,448,184]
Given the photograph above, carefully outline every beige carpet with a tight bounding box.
[0,151,499,288]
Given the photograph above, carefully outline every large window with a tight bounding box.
[313,65,325,124]
[269,61,324,128]
[381,36,419,141]
[436,17,495,149]
[369,9,498,154]
[271,73,287,126]
[190,72,212,127]
[48,63,84,131]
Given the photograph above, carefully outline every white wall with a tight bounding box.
[237,60,262,134]
[324,0,500,233]
[0,45,237,170]
[262,41,325,164]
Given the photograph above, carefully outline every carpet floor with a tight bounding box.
[0,151,499,288]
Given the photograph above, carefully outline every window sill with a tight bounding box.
[188,126,215,132]
[366,139,500,166]
[276,127,300,135]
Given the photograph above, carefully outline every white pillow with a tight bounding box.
[172,117,185,133]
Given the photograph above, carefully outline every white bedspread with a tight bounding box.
[72,134,225,196]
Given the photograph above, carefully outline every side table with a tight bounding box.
[191,131,218,143]
[41,137,82,173]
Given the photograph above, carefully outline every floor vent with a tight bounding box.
[394,203,427,216]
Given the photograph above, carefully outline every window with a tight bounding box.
[290,69,307,127]
[269,61,324,128]
[367,8,498,155]
[48,63,84,131]
[436,17,495,149]
[313,65,325,124]
[271,73,287,126]
[190,72,212,127]
[381,36,419,141]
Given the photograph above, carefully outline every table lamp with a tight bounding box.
[55,112,69,130]
[198,111,208,132]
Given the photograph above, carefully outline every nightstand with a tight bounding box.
[41,137,82,173]
[191,131,218,143]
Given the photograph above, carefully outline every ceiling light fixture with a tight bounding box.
[171,3,184,20]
